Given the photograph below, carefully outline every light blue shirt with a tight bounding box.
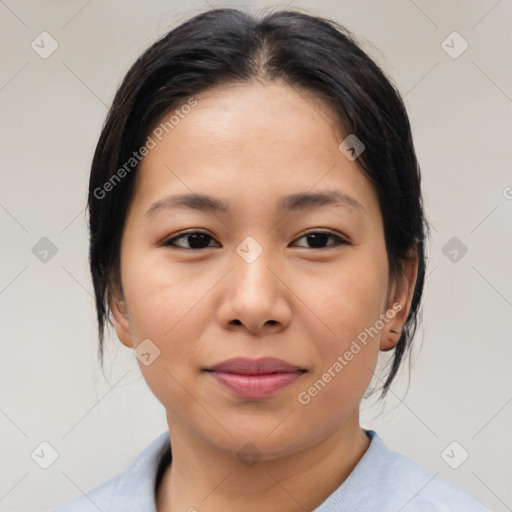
[50,430,490,511]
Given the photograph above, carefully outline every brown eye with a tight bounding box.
[292,231,350,249]
[164,231,219,250]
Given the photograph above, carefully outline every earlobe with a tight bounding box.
[380,248,419,352]
[380,325,402,352]
[108,288,134,349]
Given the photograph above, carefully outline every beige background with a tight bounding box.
[0,1,510,510]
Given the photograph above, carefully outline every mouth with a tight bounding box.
[203,357,307,399]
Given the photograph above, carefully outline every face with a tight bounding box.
[110,81,417,459]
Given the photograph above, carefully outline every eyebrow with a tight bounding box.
[146,190,366,217]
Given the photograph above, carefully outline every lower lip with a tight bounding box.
[207,371,303,399]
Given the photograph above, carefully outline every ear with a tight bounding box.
[108,283,134,349]
[380,247,419,352]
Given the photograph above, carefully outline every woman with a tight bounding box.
[52,7,490,511]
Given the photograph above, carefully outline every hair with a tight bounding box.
[88,7,430,398]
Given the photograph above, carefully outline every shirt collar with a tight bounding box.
[111,431,171,512]
[109,429,381,511]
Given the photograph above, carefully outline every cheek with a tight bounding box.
[120,249,213,395]
[293,248,388,400]
[300,247,389,342]
[122,246,202,336]
[122,264,209,414]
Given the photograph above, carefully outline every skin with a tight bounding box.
[109,81,418,512]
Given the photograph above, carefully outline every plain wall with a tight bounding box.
[0,1,510,511]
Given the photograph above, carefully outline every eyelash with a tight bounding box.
[162,230,351,250]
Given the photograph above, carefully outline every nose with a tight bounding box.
[215,244,292,335]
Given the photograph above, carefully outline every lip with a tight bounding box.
[204,357,307,399]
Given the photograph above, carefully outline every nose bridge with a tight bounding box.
[232,234,278,296]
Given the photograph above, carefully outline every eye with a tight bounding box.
[163,229,351,250]
[163,231,219,250]
[291,230,351,249]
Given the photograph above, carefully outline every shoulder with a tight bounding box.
[362,431,489,512]
[315,430,491,512]
[49,431,171,512]
[374,435,490,512]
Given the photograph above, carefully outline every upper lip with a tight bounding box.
[205,357,306,375]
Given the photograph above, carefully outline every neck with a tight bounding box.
[156,412,370,512]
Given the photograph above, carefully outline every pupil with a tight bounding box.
[308,233,328,248]
[189,233,209,248]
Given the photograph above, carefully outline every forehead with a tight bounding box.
[130,81,379,222]
[142,81,342,165]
